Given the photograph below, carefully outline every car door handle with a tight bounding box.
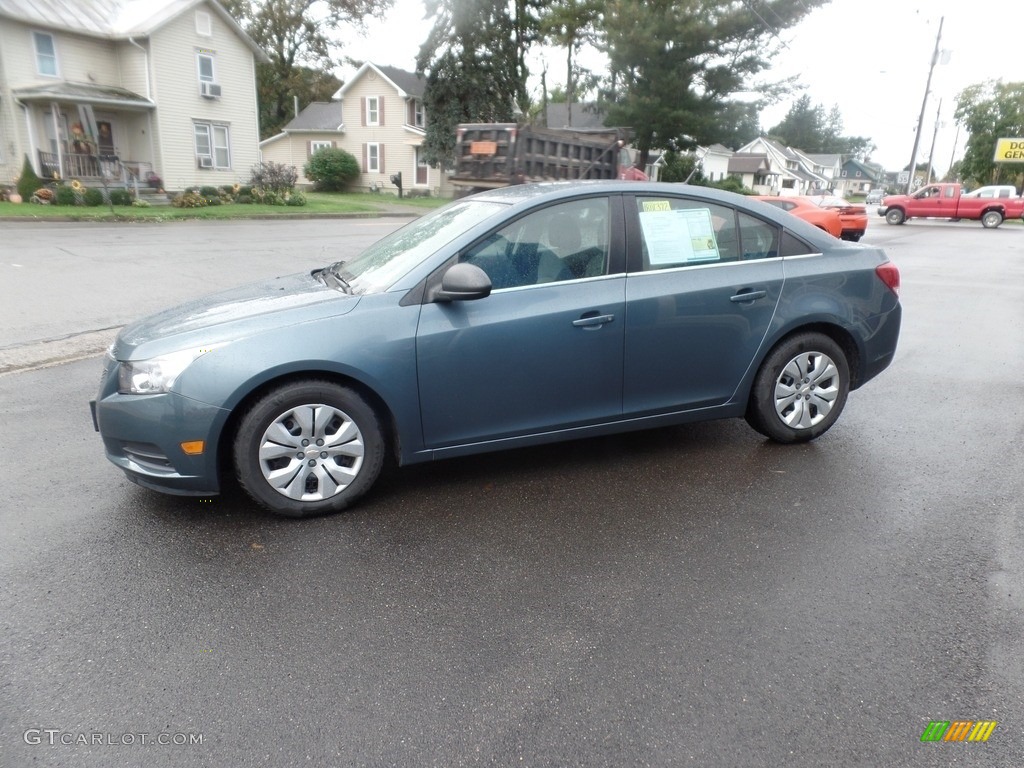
[729,289,767,303]
[573,313,615,328]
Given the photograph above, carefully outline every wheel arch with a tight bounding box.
[214,369,402,489]
[748,321,864,408]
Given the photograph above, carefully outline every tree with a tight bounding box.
[954,80,1024,188]
[599,0,828,164]
[221,0,389,139]
[538,0,603,127]
[416,0,530,169]
[768,96,873,157]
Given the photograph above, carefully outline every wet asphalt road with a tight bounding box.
[1,218,1023,767]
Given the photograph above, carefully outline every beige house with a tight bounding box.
[260,62,452,197]
[0,0,267,193]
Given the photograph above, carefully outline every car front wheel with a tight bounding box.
[233,380,385,517]
[746,333,850,443]
[884,208,905,225]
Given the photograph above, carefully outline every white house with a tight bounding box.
[0,0,267,192]
[260,62,452,197]
[735,137,830,195]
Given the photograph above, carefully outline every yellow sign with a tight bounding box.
[993,138,1024,162]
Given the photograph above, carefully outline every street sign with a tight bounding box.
[898,171,910,184]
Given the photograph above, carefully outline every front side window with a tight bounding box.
[366,97,379,126]
[459,198,611,289]
[33,32,58,76]
[310,140,333,155]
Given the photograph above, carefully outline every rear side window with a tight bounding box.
[633,196,780,268]
[779,230,815,256]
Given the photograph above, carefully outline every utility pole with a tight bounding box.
[906,16,944,194]
[926,98,942,184]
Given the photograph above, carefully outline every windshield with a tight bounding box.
[337,200,506,293]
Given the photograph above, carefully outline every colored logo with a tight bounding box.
[920,720,997,742]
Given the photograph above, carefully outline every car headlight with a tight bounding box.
[117,347,219,394]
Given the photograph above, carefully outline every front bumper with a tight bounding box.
[92,365,228,496]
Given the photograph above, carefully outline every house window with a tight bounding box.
[412,100,424,128]
[415,147,428,185]
[194,123,231,169]
[197,53,215,83]
[33,32,58,77]
[310,140,333,155]
[366,142,381,172]
[366,97,379,126]
[196,11,212,36]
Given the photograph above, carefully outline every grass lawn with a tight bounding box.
[0,191,447,221]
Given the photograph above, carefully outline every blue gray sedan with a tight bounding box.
[92,182,902,517]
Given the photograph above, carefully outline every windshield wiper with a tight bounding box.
[316,261,352,293]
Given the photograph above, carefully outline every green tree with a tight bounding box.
[221,0,389,139]
[539,0,603,127]
[954,80,1024,188]
[599,0,828,163]
[417,0,529,169]
[768,96,873,157]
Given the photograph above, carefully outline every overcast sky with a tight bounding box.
[340,0,1024,173]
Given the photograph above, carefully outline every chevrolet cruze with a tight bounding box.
[92,182,902,517]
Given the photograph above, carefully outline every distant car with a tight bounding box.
[92,182,902,517]
[812,195,869,241]
[865,189,886,206]
[753,195,843,238]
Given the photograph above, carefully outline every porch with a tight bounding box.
[37,149,158,193]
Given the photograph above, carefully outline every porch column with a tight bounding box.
[50,102,64,178]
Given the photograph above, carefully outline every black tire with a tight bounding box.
[885,208,905,225]
[746,333,850,444]
[981,210,1003,229]
[233,380,385,517]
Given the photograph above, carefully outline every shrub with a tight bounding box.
[83,188,104,206]
[172,191,207,208]
[32,187,55,204]
[303,148,359,191]
[131,199,152,208]
[236,194,253,205]
[55,186,78,206]
[248,161,298,193]
[285,190,307,206]
[199,185,220,198]
[17,156,43,200]
[110,188,132,206]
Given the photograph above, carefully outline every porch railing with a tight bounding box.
[37,150,155,194]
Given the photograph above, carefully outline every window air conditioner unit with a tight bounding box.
[200,82,222,98]
[199,156,214,168]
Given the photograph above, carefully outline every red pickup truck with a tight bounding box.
[879,183,1024,229]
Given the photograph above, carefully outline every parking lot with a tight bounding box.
[2,216,1023,766]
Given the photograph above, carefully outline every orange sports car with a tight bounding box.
[753,196,843,239]
[812,196,869,241]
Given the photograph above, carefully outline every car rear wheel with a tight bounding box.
[233,381,385,517]
[746,333,850,443]
[884,208,905,225]
[981,210,1004,229]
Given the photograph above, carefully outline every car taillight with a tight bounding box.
[875,262,900,296]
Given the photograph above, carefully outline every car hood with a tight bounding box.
[116,271,358,358]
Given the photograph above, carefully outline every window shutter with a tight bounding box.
[362,143,368,172]
[408,101,413,125]
[379,97,385,126]
[380,144,385,174]
[361,97,366,127]
[307,141,312,158]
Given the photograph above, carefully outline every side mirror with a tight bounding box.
[433,263,491,302]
